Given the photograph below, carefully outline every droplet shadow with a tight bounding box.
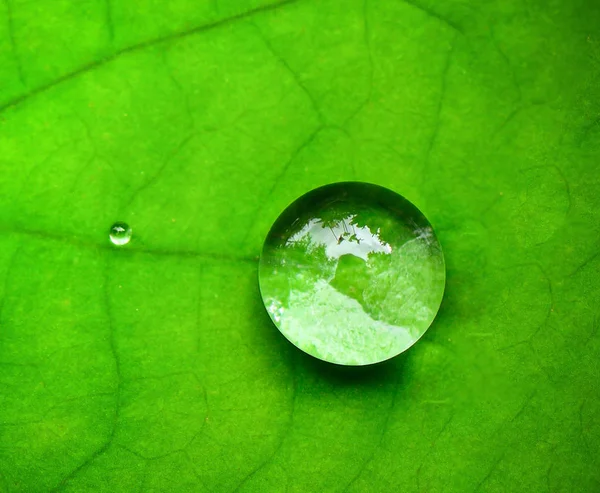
[293,347,408,387]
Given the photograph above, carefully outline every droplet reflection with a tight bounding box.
[259,182,446,366]
[109,222,132,246]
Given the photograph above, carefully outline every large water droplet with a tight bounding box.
[259,182,445,366]
[109,222,132,246]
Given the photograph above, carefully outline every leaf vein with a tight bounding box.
[342,376,404,492]
[231,371,297,492]
[420,37,456,185]
[0,0,302,116]
[241,125,323,249]
[399,0,464,34]
[252,22,324,124]
[49,255,122,491]
[3,0,26,87]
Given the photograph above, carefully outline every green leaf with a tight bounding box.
[0,0,599,491]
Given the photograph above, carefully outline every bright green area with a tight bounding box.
[259,182,445,365]
[0,0,599,491]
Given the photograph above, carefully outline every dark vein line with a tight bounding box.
[105,0,115,44]
[184,449,213,492]
[537,262,554,318]
[526,262,554,340]
[569,250,600,278]
[3,0,26,87]
[551,139,571,216]
[122,370,199,384]
[180,386,213,490]
[252,22,324,124]
[579,114,600,146]
[195,262,204,354]
[579,400,592,456]
[342,377,403,492]
[72,110,128,189]
[118,443,149,460]
[0,467,8,492]
[118,246,257,264]
[586,315,600,344]
[399,0,464,34]
[0,243,23,331]
[15,140,75,201]
[492,100,552,143]
[0,0,301,115]
[0,392,116,427]
[240,125,323,249]
[0,360,39,368]
[520,164,572,216]
[415,414,454,492]
[492,106,522,140]
[232,368,297,492]
[63,146,99,209]
[546,463,554,492]
[0,224,256,263]
[421,38,455,185]
[122,132,195,210]
[282,465,291,493]
[50,254,121,491]
[472,451,506,493]
[360,0,374,112]
[320,124,357,178]
[162,50,195,129]
[510,391,536,423]
[134,461,150,493]
[118,443,189,462]
[489,24,522,104]
[521,0,534,20]
[479,192,504,222]
[341,0,374,130]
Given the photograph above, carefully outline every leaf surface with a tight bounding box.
[0,0,599,491]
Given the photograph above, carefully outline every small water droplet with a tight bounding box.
[109,222,132,246]
[258,182,446,366]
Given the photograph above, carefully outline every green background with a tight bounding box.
[0,0,599,491]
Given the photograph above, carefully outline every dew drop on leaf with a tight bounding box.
[259,182,446,366]
[109,222,132,246]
